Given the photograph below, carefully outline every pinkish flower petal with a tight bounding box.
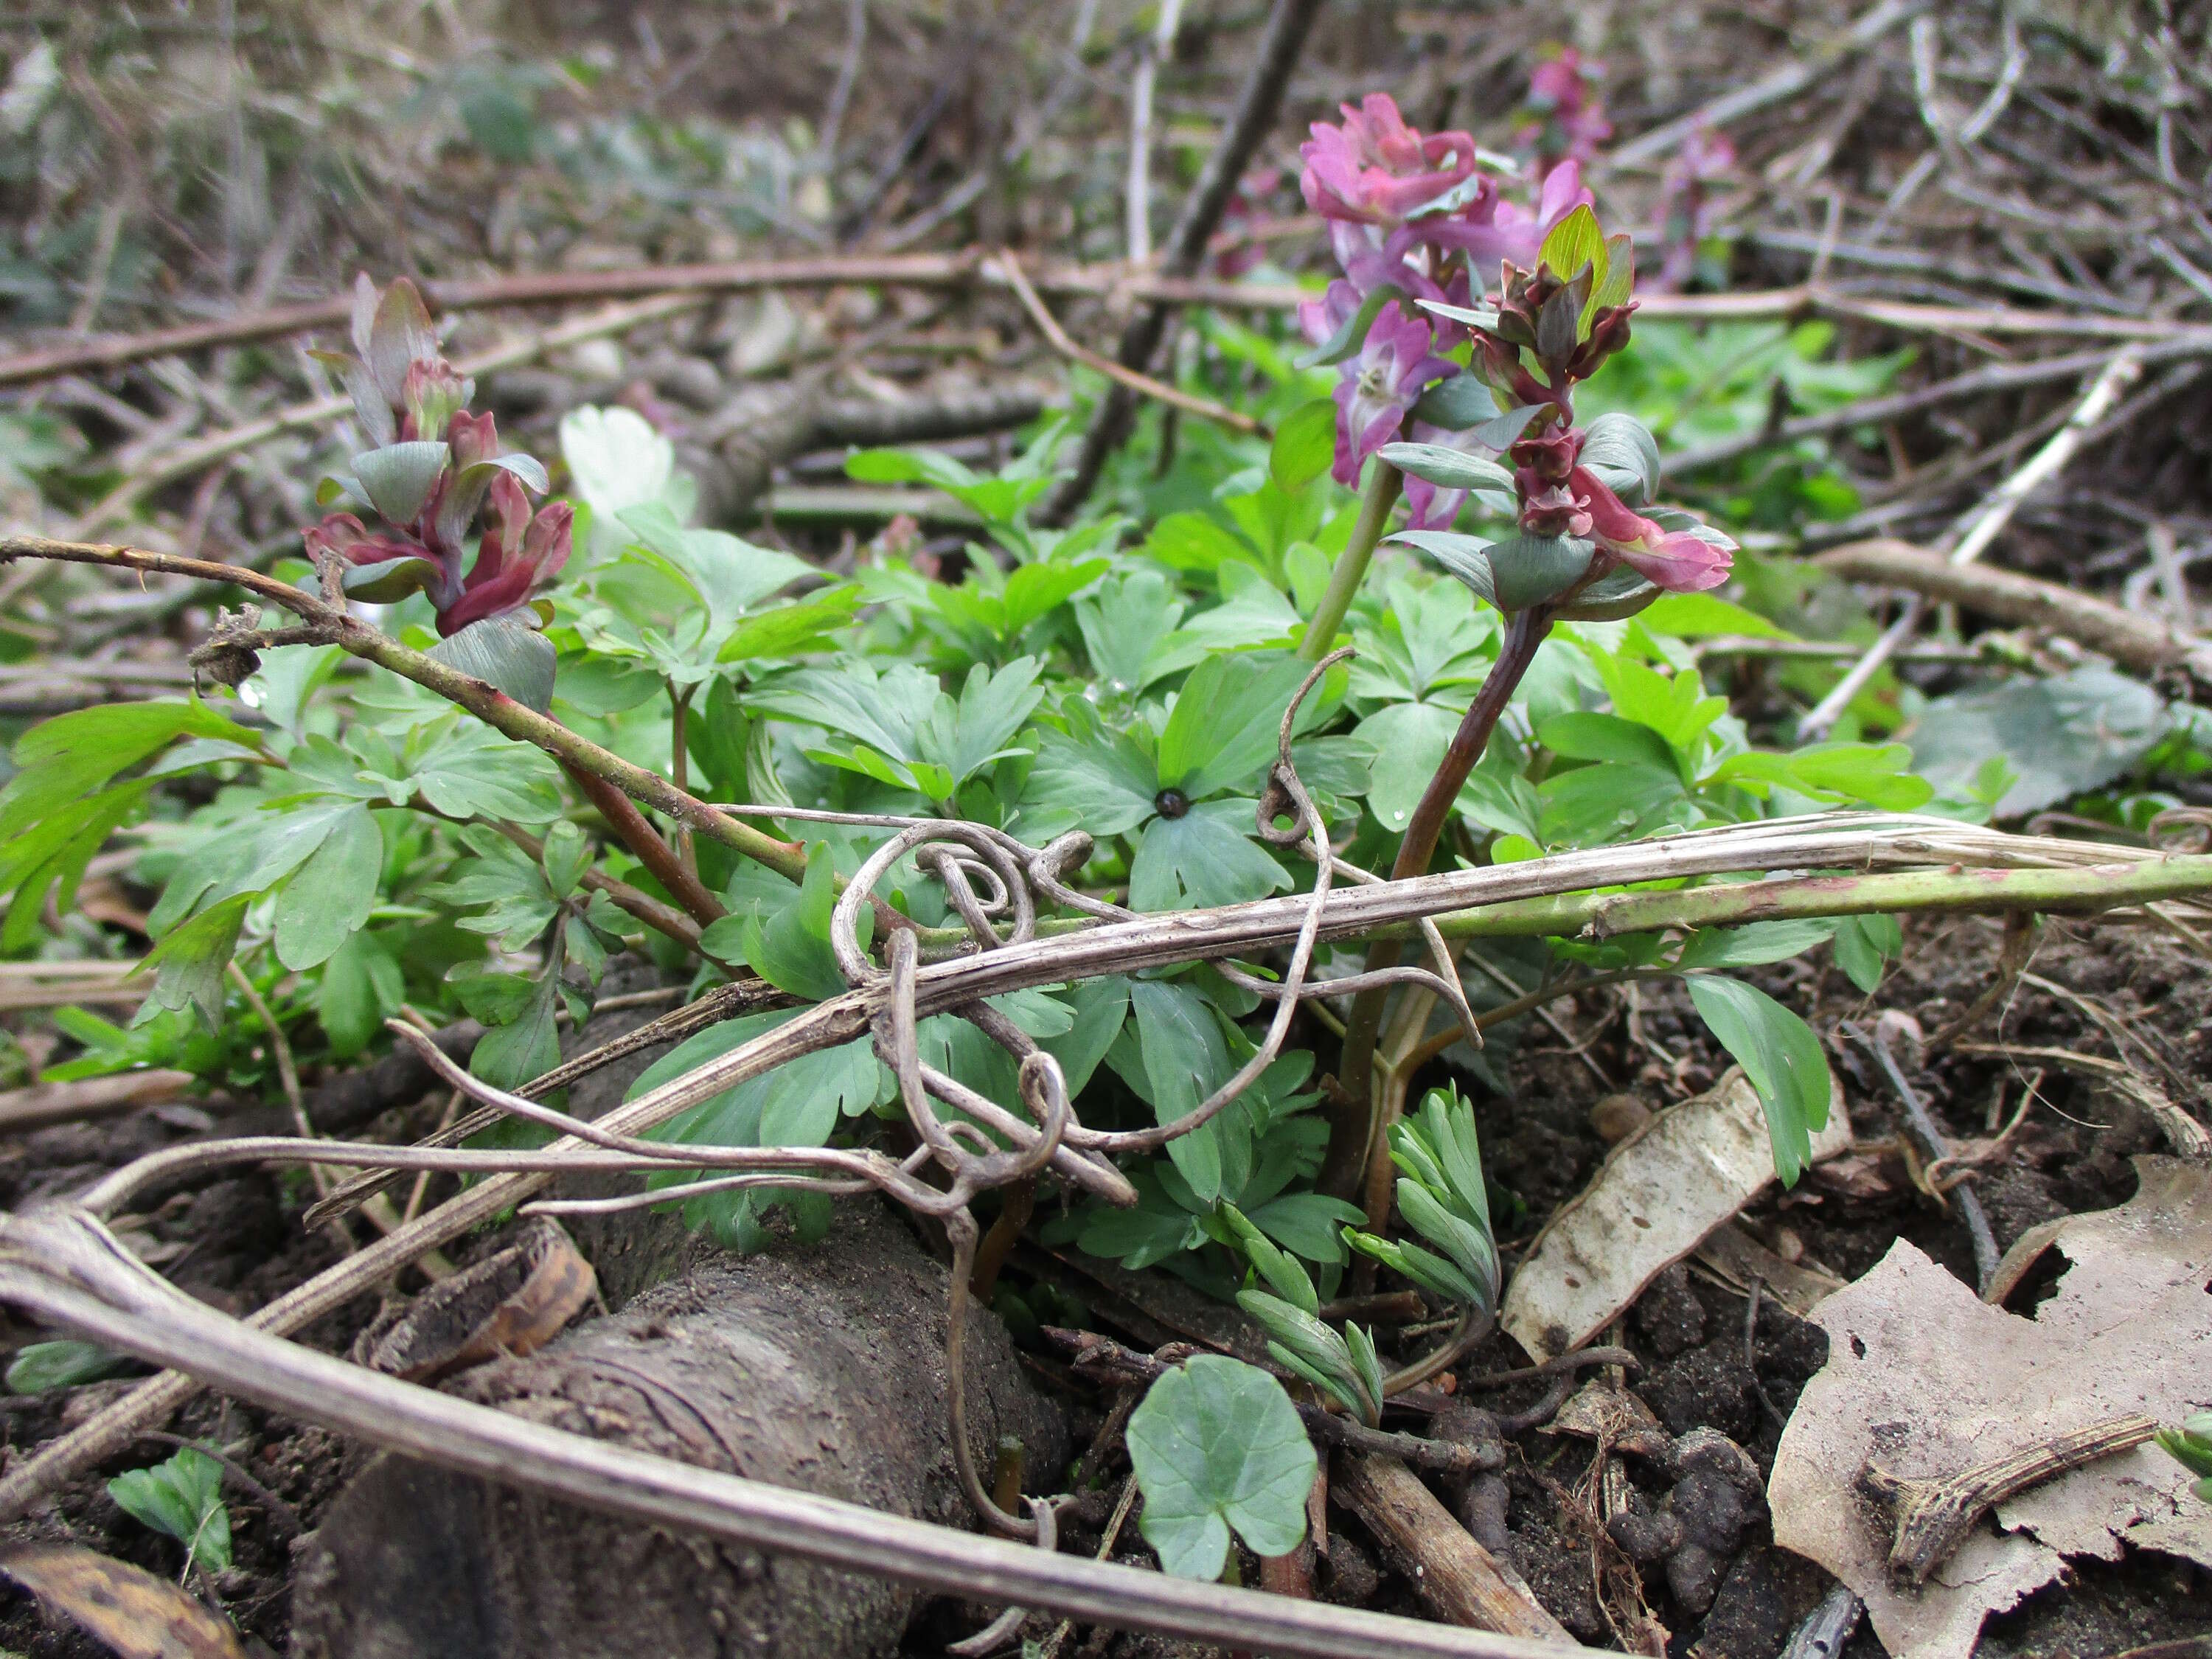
[1567,465,1649,544]
[1615,531,1732,592]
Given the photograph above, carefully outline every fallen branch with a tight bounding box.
[1332,1450,1573,1641]
[9,262,2205,402]
[1814,539,2212,690]
[1427,855,2212,943]
[1604,0,1922,170]
[993,253,1266,436]
[1798,348,2146,740]
[1666,333,2212,477]
[1042,0,1328,522]
[0,1070,202,1135]
[0,1206,1582,1659]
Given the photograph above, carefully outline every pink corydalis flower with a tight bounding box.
[1573,465,1732,592]
[440,479,573,635]
[1417,160,1593,285]
[1326,305,1456,489]
[303,315,571,636]
[1520,49,1611,175]
[1211,166,1283,279]
[1655,124,1736,291]
[1301,94,1480,228]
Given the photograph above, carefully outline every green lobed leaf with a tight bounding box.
[1130,801,1291,913]
[1156,651,1312,800]
[272,804,383,970]
[0,700,254,845]
[728,842,865,1002]
[468,968,566,1091]
[1831,913,1904,994]
[1127,980,1237,1204]
[1906,667,2165,818]
[6,1340,130,1394]
[1126,1354,1318,1579]
[409,720,566,823]
[139,896,249,1026]
[318,931,404,1057]
[1674,919,1841,971]
[108,1447,231,1573]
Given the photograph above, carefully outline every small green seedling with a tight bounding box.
[5,1340,130,1394]
[108,1444,232,1576]
[2159,1413,2212,1503]
[1125,1353,1317,1581]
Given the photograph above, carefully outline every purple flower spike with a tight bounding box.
[1301,94,1481,229]
[1332,306,1455,488]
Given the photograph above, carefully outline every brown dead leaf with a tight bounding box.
[1770,1156,2212,1659]
[353,1218,594,1382]
[1692,1222,1844,1318]
[1500,1068,1851,1362]
[0,1543,246,1659]
[1542,1380,1672,1462]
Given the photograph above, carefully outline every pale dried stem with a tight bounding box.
[1860,1414,2157,1585]
[0,1206,1585,1659]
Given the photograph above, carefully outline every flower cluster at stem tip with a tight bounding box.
[303,276,571,638]
[1298,91,1733,597]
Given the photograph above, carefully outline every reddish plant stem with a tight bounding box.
[560,762,727,931]
[968,1175,1034,1304]
[1319,608,1554,1206]
[480,818,700,950]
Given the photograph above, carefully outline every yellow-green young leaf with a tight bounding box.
[108,1446,232,1573]
[1270,399,1339,493]
[6,1340,129,1394]
[1591,232,1636,315]
[1537,204,1607,293]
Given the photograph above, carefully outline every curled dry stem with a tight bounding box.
[9,811,2209,1528]
[1860,1414,2157,1585]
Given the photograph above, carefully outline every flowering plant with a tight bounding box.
[1295,94,1592,511]
[1387,204,1736,611]
[303,276,571,705]
[1301,102,1745,1151]
[1519,48,1611,178]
